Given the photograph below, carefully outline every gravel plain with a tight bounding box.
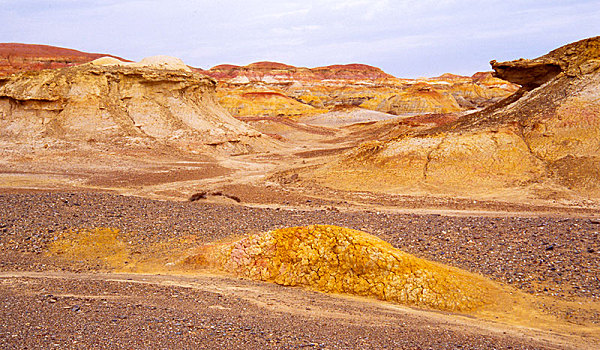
[0,190,599,349]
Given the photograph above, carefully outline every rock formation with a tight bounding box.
[377,82,462,115]
[0,56,269,155]
[0,43,128,76]
[205,61,517,123]
[491,36,600,89]
[308,37,600,202]
[216,87,326,120]
[184,225,498,312]
[206,62,394,83]
[0,44,518,130]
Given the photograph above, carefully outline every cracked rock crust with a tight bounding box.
[185,225,498,312]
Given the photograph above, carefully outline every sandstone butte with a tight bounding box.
[183,225,500,312]
[0,43,128,76]
[0,56,271,155]
[308,36,600,202]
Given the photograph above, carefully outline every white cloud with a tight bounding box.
[1,0,599,77]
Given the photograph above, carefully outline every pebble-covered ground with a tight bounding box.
[0,191,599,348]
[1,191,598,300]
[0,272,563,350]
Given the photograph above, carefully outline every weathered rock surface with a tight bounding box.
[0,43,127,76]
[492,36,600,89]
[205,61,517,123]
[0,44,518,131]
[185,225,499,312]
[0,57,269,154]
[308,37,600,202]
[377,82,462,115]
[206,62,394,82]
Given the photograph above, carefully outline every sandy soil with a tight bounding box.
[0,271,583,349]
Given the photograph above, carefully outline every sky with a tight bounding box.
[2,0,599,78]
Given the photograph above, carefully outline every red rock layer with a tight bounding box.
[205,61,395,82]
[0,43,128,76]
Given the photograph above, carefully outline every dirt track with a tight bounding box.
[0,271,580,349]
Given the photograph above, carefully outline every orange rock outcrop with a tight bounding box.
[185,225,500,312]
[377,82,462,115]
[204,61,517,122]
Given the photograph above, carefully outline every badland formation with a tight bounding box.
[0,38,599,349]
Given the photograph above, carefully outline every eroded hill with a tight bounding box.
[206,61,517,127]
[0,57,268,153]
[304,37,600,205]
[0,56,275,192]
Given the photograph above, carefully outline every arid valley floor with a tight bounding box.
[1,38,600,349]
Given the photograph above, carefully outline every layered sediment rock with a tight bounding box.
[0,44,518,127]
[491,36,600,89]
[309,37,600,201]
[185,225,498,312]
[209,62,399,121]
[0,57,268,154]
[207,62,394,83]
[377,82,462,115]
[0,43,127,76]
[206,61,517,122]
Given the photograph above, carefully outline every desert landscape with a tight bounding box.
[0,35,599,349]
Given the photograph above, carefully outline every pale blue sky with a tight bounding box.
[2,0,599,77]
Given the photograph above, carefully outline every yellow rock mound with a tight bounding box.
[185,225,499,312]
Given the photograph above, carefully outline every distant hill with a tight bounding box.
[0,43,128,76]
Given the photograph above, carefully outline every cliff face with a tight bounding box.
[0,58,268,155]
[0,43,128,76]
[309,37,600,203]
[491,36,600,89]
